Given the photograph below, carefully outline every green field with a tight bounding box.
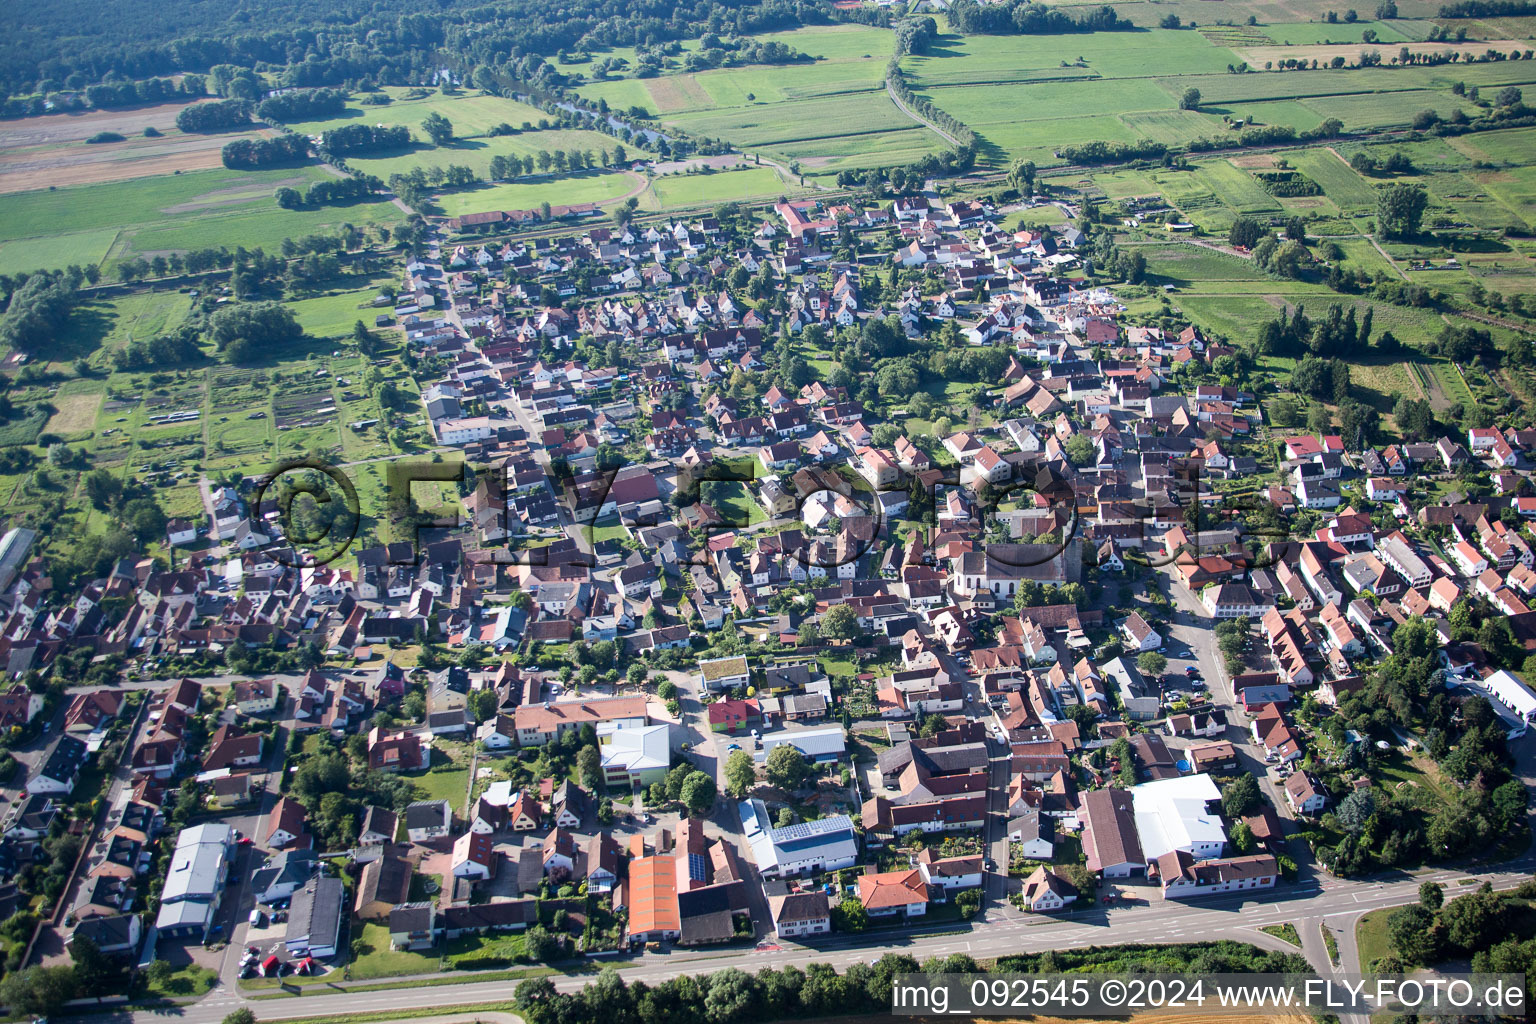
[576,25,950,177]
[0,167,401,271]
[434,172,640,216]
[0,227,120,277]
[284,89,552,139]
[642,166,795,210]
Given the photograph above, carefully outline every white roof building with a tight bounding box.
[1130,773,1227,865]
[598,722,669,776]
[739,799,858,878]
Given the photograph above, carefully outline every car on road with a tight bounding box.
[1185,666,1199,676]
[236,836,253,846]
[984,858,997,871]
[725,743,740,751]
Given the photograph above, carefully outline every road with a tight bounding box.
[885,78,962,149]
[71,856,1536,1024]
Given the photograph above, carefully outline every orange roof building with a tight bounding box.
[625,855,681,942]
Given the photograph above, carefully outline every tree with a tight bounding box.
[1419,880,1444,911]
[523,924,561,962]
[1387,904,1438,965]
[765,743,811,791]
[955,889,982,919]
[1377,183,1429,240]
[1230,820,1257,854]
[1228,216,1265,250]
[724,750,756,797]
[797,621,820,647]
[1064,434,1096,467]
[1136,651,1167,679]
[832,897,868,932]
[821,603,859,644]
[1335,789,1374,833]
[704,968,758,1023]
[577,745,603,792]
[1180,87,1202,110]
[1221,773,1261,818]
[680,771,717,814]
[0,965,79,1017]
[421,112,454,145]
[467,688,498,722]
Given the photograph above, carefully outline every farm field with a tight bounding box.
[433,172,642,216]
[282,89,551,140]
[340,128,648,182]
[575,25,951,178]
[0,99,271,192]
[0,166,401,273]
[641,166,796,210]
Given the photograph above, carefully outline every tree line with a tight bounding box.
[222,133,310,168]
[257,86,348,121]
[946,0,1132,34]
[174,97,251,132]
[322,122,412,155]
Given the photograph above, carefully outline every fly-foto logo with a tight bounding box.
[250,453,1294,572]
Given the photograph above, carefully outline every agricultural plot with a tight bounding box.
[282,89,550,140]
[1258,19,1416,44]
[0,166,400,273]
[1135,242,1265,283]
[433,172,641,216]
[340,128,647,182]
[0,100,270,193]
[1300,89,1476,130]
[641,166,794,211]
[0,229,120,277]
[1287,148,1380,210]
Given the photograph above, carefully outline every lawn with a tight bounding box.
[711,480,766,526]
[144,963,218,999]
[588,519,630,544]
[1354,907,1398,970]
[286,277,396,340]
[348,921,441,979]
[409,764,470,809]
[433,172,639,216]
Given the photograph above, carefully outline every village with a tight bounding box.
[0,185,1532,1005]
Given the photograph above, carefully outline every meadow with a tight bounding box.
[433,172,642,216]
[576,25,951,178]
[0,166,401,274]
[641,166,797,210]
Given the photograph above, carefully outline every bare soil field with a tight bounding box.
[0,101,269,193]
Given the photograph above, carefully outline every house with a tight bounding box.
[28,735,89,796]
[698,656,750,691]
[739,800,858,878]
[452,831,498,880]
[1120,612,1161,652]
[511,696,649,747]
[858,867,931,918]
[231,677,279,715]
[203,724,263,772]
[389,903,437,951]
[1017,866,1077,912]
[916,849,983,893]
[264,796,307,850]
[405,800,453,843]
[285,875,345,959]
[355,854,412,920]
[70,914,142,957]
[359,806,399,846]
[1155,852,1277,899]
[368,727,423,772]
[749,881,826,938]
[599,722,671,788]
[250,848,321,904]
[1284,771,1329,815]
[707,698,761,733]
